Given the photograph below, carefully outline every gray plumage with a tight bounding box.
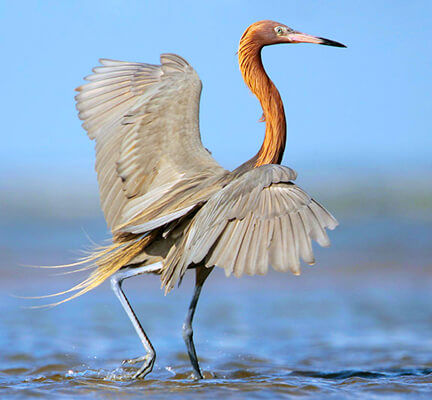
[71,20,345,380]
[75,53,337,293]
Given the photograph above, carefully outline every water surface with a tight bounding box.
[1,218,432,399]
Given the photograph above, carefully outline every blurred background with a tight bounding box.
[0,1,431,397]
[1,0,431,287]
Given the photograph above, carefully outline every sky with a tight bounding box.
[1,1,431,218]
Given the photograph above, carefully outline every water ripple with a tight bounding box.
[3,272,432,398]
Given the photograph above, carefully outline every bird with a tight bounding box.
[54,20,345,380]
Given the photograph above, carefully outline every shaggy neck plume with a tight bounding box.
[238,31,286,168]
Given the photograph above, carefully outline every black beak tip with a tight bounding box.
[319,37,347,48]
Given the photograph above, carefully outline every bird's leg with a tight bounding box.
[110,262,162,379]
[182,266,214,379]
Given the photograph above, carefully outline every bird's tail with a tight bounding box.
[31,232,156,307]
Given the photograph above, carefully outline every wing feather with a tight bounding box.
[161,164,337,291]
[284,215,300,273]
[232,213,255,277]
[212,221,242,276]
[298,210,315,264]
[250,218,268,275]
[76,54,227,232]
[269,217,285,272]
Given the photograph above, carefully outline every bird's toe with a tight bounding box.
[122,355,147,365]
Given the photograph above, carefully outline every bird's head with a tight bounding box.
[242,20,346,48]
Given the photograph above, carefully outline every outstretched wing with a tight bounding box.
[162,165,338,291]
[76,54,227,233]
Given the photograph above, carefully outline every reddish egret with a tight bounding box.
[58,20,345,379]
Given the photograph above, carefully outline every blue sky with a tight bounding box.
[1,0,431,192]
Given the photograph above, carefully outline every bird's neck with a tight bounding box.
[238,39,286,169]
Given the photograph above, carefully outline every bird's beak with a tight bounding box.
[287,32,346,48]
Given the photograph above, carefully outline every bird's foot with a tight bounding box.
[190,371,203,380]
[122,353,155,379]
[122,356,147,365]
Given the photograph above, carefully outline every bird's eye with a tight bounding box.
[275,26,284,35]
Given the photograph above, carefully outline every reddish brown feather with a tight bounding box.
[238,22,287,167]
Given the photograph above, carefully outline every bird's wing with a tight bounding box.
[162,164,338,291]
[76,54,227,234]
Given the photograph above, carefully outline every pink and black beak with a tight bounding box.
[287,31,346,48]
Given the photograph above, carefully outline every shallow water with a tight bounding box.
[2,218,432,398]
[3,277,432,399]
